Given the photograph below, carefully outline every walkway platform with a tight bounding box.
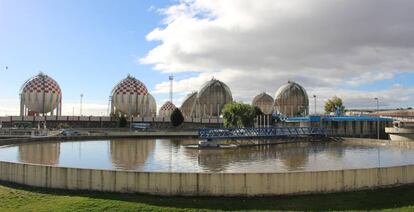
[198,127,326,139]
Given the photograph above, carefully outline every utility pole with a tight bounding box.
[313,95,317,114]
[169,75,174,103]
[107,96,112,116]
[80,94,84,116]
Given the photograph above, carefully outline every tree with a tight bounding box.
[118,114,127,128]
[170,108,184,126]
[324,96,345,115]
[222,102,256,128]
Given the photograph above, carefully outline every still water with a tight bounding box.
[0,139,413,173]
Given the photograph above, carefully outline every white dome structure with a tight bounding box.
[111,75,154,117]
[252,92,274,114]
[159,101,176,118]
[147,94,157,117]
[20,73,62,116]
[194,79,233,117]
[180,92,197,117]
[274,81,309,117]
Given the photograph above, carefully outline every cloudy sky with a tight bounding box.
[1,0,414,115]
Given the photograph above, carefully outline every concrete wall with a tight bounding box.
[386,127,414,141]
[1,160,414,196]
[1,137,413,196]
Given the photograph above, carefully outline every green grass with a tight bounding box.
[2,181,414,211]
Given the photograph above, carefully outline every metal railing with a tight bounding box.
[198,127,327,139]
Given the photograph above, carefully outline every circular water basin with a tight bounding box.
[0,138,413,173]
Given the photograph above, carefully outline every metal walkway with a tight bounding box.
[198,127,327,139]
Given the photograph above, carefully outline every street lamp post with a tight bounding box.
[374,97,380,168]
[169,75,174,103]
[80,94,84,116]
[107,96,112,116]
[313,95,317,114]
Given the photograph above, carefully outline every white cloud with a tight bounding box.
[141,0,414,109]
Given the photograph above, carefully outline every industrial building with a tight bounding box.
[20,73,62,116]
[17,73,314,119]
[284,115,393,139]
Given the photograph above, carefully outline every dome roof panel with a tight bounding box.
[21,73,61,95]
[252,92,273,104]
[198,79,232,99]
[160,101,176,111]
[20,73,62,114]
[112,75,148,96]
[275,81,308,102]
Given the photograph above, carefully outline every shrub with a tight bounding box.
[118,114,127,128]
[170,108,184,127]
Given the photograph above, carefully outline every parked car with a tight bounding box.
[131,123,151,131]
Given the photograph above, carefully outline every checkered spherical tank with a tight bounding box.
[159,101,176,117]
[111,76,153,116]
[21,73,62,113]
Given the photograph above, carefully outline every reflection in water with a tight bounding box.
[182,142,312,172]
[183,141,360,172]
[110,139,155,170]
[278,143,310,171]
[0,139,413,173]
[18,143,60,165]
